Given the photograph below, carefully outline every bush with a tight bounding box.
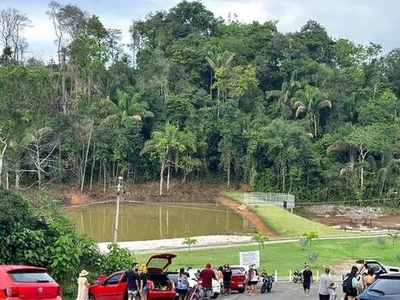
[100,243,136,274]
[0,189,102,300]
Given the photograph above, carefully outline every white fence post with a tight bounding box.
[316,270,319,281]
[289,270,292,282]
[275,270,278,282]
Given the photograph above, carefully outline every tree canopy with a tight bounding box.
[0,1,400,205]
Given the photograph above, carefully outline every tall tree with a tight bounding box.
[293,84,332,137]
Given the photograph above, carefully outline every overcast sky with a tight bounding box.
[1,0,399,60]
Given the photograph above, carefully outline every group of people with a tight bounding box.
[301,263,376,300]
[75,263,150,300]
[216,264,232,296]
[125,263,150,300]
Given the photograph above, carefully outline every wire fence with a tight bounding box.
[244,192,295,209]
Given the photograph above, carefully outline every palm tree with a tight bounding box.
[292,85,332,137]
[140,123,196,195]
[182,236,197,261]
[205,50,235,117]
[101,90,153,124]
[302,231,318,248]
[252,232,269,249]
[267,70,301,109]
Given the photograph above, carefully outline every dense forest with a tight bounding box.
[1,1,400,204]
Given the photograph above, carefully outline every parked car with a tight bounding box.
[186,269,220,298]
[357,272,400,300]
[228,266,246,293]
[89,253,177,300]
[357,260,400,277]
[0,264,61,300]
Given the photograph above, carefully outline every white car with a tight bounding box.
[186,269,221,298]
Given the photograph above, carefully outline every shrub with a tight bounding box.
[100,243,136,275]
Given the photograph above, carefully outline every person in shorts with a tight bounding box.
[302,265,313,296]
[200,262,216,300]
[248,265,259,296]
[176,267,189,300]
[126,263,139,300]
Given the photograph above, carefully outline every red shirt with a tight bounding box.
[200,268,215,288]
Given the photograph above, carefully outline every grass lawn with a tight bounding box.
[134,237,400,276]
[223,192,343,237]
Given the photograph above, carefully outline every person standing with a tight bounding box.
[216,266,224,289]
[302,265,313,297]
[344,266,360,300]
[176,267,189,300]
[126,263,139,300]
[248,265,259,296]
[222,264,232,296]
[199,263,216,300]
[138,264,149,300]
[76,270,90,300]
[318,267,332,300]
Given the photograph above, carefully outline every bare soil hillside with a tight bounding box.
[22,181,226,205]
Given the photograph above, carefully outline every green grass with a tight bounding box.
[223,192,343,237]
[134,237,400,275]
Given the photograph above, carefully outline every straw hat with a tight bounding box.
[79,270,89,277]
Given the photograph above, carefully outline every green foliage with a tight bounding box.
[0,2,400,205]
[303,231,319,248]
[100,243,136,275]
[252,232,269,249]
[182,236,197,262]
[0,189,102,300]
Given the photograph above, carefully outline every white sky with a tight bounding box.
[1,0,399,60]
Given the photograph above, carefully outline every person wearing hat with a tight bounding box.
[222,264,232,296]
[76,270,90,300]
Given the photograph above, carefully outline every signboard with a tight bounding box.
[239,250,260,267]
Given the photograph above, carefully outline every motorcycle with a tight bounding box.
[260,272,274,293]
[292,269,303,283]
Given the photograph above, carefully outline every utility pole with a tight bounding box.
[113,176,123,243]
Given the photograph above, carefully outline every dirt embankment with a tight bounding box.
[217,196,277,237]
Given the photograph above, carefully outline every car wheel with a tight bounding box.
[238,289,245,293]
[211,292,219,299]
[89,295,96,300]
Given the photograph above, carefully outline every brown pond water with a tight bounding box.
[64,202,254,242]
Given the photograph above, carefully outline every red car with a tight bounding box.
[0,265,61,300]
[89,254,177,300]
[229,266,246,293]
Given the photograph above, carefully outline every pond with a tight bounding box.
[64,202,254,242]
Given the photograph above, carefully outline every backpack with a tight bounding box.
[177,277,188,290]
[342,275,353,293]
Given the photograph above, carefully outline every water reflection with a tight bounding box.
[64,202,254,242]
